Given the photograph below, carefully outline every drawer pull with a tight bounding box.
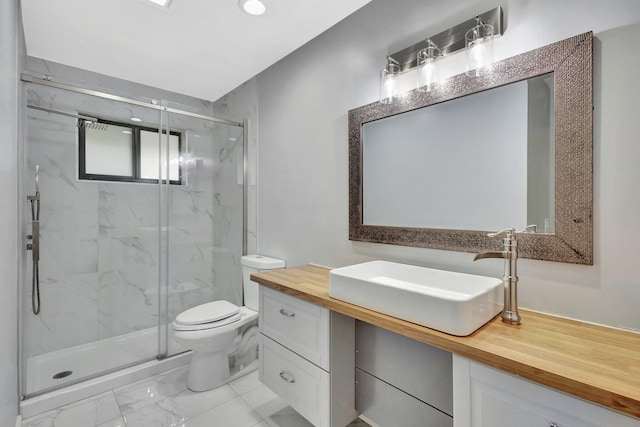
[279,308,296,317]
[279,371,296,383]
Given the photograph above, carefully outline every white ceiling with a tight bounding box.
[21,0,371,101]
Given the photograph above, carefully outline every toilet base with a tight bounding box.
[187,350,231,392]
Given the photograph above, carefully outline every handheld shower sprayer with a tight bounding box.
[33,165,40,220]
[27,165,41,315]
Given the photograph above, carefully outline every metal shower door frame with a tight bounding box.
[18,73,249,400]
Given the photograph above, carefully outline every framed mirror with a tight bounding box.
[348,32,593,264]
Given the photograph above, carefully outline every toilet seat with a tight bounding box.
[173,300,242,331]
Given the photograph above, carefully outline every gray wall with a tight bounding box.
[249,0,640,332]
[0,0,21,423]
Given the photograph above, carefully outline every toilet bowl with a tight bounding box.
[172,254,285,391]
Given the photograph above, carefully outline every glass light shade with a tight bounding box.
[380,62,400,104]
[417,45,441,92]
[465,23,494,77]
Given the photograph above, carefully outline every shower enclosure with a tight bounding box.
[19,74,250,400]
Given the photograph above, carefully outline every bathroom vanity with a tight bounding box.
[258,285,357,427]
[254,264,640,427]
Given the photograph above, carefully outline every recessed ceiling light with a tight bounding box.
[239,0,266,16]
[131,117,142,122]
[145,0,172,8]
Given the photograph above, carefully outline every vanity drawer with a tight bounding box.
[260,286,330,369]
[260,335,330,427]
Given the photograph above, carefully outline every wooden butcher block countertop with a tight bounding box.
[251,264,640,419]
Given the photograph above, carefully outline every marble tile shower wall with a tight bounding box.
[23,82,244,359]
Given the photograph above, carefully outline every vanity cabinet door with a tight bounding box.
[453,355,640,427]
[261,334,330,427]
[260,286,330,370]
[259,286,357,427]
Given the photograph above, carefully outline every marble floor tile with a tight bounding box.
[22,365,370,427]
[97,417,126,427]
[156,385,237,419]
[182,397,262,427]
[113,365,188,414]
[122,384,238,427]
[22,391,122,427]
[263,406,314,427]
[228,369,262,395]
[240,385,288,420]
[120,403,183,427]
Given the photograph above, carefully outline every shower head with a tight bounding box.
[79,120,109,131]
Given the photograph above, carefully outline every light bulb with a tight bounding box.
[239,0,266,16]
[383,75,395,97]
[469,40,488,70]
[380,60,399,104]
[418,59,437,92]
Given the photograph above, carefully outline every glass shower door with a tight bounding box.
[20,79,248,399]
[162,105,246,359]
[21,82,165,396]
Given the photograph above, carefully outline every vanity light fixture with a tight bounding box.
[239,0,266,16]
[465,16,495,77]
[380,57,400,104]
[378,6,504,104]
[417,39,441,92]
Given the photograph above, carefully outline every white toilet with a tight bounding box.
[172,254,285,391]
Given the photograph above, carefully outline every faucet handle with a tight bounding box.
[487,228,516,238]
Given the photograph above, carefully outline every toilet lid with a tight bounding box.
[175,300,240,326]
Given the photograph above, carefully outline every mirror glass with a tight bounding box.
[349,32,593,264]
[362,74,554,233]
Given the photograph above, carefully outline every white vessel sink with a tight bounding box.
[329,261,503,336]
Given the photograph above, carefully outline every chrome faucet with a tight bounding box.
[473,226,534,325]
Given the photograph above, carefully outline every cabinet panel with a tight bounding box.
[470,380,592,427]
[356,321,453,415]
[453,355,640,427]
[260,335,330,427]
[260,286,330,369]
[356,368,453,427]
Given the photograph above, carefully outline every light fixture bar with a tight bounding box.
[389,6,504,72]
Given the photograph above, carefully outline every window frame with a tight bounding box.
[78,117,183,185]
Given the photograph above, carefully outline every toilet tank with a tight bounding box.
[241,255,286,311]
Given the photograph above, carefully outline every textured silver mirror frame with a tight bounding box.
[348,32,593,264]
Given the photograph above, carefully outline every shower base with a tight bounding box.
[21,320,260,419]
[21,326,189,418]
